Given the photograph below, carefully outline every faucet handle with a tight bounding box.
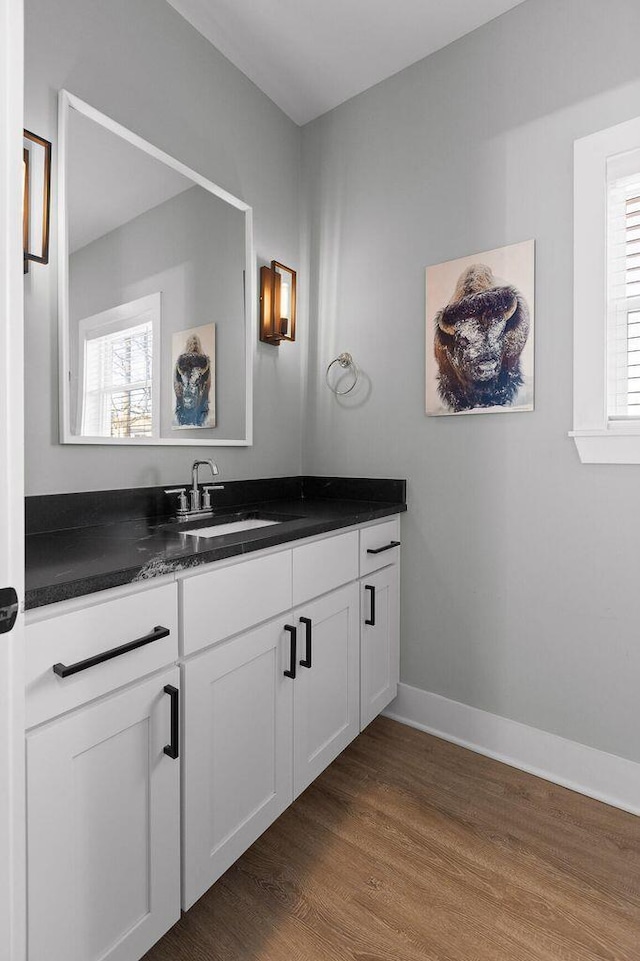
[202,484,225,511]
[164,488,188,513]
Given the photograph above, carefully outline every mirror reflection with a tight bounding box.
[61,93,252,446]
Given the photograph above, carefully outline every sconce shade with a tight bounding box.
[259,261,296,345]
[23,129,52,274]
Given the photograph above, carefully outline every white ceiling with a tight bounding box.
[166,0,528,125]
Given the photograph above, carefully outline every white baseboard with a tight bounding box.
[384,683,640,817]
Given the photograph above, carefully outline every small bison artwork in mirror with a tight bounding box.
[426,241,534,416]
[172,323,216,429]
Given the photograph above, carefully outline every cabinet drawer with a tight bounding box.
[181,550,292,656]
[25,583,179,729]
[292,531,358,606]
[359,517,401,576]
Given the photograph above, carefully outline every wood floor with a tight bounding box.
[143,717,640,961]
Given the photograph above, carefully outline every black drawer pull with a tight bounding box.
[52,625,171,678]
[283,625,297,679]
[365,585,376,626]
[299,617,312,669]
[163,685,179,759]
[366,540,401,555]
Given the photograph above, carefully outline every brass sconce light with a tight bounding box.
[23,129,52,274]
[259,261,296,345]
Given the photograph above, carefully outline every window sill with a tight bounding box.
[570,429,640,464]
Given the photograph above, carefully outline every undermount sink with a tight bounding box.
[182,513,289,539]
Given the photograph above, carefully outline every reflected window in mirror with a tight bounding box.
[79,293,160,438]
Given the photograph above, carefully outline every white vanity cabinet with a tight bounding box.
[360,564,400,729]
[25,583,181,961]
[181,616,294,909]
[292,582,360,797]
[25,514,402,957]
[180,535,361,910]
[359,517,401,730]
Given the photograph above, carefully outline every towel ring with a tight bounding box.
[326,352,358,395]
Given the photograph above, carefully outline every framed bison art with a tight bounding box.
[425,240,534,415]
[172,323,216,429]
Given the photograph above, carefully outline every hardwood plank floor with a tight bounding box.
[144,717,640,961]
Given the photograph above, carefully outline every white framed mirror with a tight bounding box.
[58,90,254,446]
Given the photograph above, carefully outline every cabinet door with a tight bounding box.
[360,564,400,730]
[27,668,180,961]
[293,582,360,798]
[182,619,294,910]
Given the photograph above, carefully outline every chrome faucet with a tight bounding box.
[165,460,225,521]
[190,460,219,512]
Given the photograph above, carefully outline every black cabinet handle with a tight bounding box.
[283,625,297,679]
[299,617,312,669]
[163,685,179,759]
[0,586,19,635]
[365,585,376,626]
[52,625,171,678]
[366,540,401,555]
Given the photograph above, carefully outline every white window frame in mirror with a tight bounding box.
[77,292,161,439]
[58,89,254,447]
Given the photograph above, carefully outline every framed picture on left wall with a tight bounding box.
[172,323,216,429]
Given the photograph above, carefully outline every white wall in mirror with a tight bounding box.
[58,90,254,447]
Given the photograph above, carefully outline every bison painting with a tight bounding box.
[427,244,534,415]
[172,326,215,428]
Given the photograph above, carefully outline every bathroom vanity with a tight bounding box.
[24,477,405,961]
[19,64,406,961]
[17,75,406,961]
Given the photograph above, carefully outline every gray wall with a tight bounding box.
[24,0,640,764]
[24,0,302,493]
[69,186,245,440]
[301,0,640,763]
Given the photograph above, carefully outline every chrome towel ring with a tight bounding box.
[326,352,359,395]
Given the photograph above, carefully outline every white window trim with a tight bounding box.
[572,115,640,463]
[76,292,161,438]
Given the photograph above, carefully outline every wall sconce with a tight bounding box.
[259,261,296,345]
[23,129,52,274]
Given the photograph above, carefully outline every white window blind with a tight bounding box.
[82,320,154,437]
[607,150,640,420]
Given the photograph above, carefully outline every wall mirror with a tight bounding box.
[58,90,254,446]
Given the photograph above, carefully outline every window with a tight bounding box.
[607,155,640,421]
[573,116,640,463]
[83,320,154,437]
[78,293,161,439]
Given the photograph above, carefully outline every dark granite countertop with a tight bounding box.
[25,477,406,610]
